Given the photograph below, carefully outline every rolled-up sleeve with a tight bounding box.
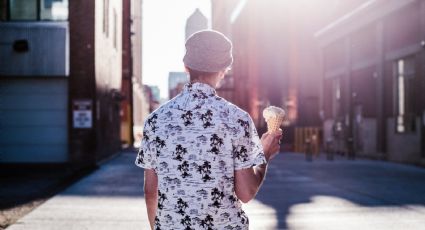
[234,113,267,170]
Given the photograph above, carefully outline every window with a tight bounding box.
[113,8,117,49]
[40,0,68,20]
[395,57,415,133]
[1,0,68,21]
[103,0,109,36]
[9,0,37,20]
[332,78,341,118]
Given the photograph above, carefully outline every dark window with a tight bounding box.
[394,57,416,133]
[2,0,68,21]
[9,0,37,20]
[332,77,342,118]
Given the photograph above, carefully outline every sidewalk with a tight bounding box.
[6,152,148,230]
[6,151,425,230]
[4,151,277,229]
[0,163,94,230]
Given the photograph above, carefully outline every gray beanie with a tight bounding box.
[183,30,233,72]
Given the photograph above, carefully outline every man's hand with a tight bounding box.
[234,129,283,203]
[261,129,282,162]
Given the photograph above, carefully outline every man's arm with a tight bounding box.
[144,168,158,230]
[234,131,281,203]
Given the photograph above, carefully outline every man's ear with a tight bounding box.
[184,66,189,73]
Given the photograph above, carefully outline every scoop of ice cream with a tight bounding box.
[263,106,285,122]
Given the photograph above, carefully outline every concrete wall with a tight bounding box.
[95,0,122,91]
[0,22,68,76]
[324,117,378,156]
[387,117,422,163]
[355,118,377,155]
[0,78,68,163]
[323,119,334,143]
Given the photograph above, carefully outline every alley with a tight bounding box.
[6,151,425,230]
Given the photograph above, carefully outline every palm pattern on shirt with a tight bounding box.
[135,82,266,230]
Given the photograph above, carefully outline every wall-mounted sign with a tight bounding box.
[73,100,92,129]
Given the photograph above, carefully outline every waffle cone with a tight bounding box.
[266,116,284,132]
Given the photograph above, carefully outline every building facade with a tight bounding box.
[120,0,133,146]
[143,85,160,113]
[211,0,372,149]
[212,0,323,147]
[168,71,188,99]
[0,0,70,163]
[316,0,425,164]
[0,0,138,167]
[130,0,150,148]
[120,0,146,147]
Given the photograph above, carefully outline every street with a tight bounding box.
[251,154,425,229]
[7,152,425,230]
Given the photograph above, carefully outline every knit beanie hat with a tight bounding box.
[183,30,233,72]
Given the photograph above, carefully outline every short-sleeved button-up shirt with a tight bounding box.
[136,82,266,230]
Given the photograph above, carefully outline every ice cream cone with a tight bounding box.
[266,116,285,132]
[263,106,285,133]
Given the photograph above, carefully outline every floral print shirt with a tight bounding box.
[135,82,266,230]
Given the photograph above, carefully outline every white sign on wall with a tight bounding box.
[73,100,92,129]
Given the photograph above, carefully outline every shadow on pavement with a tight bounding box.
[0,165,95,210]
[254,152,425,229]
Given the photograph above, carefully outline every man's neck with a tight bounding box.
[190,79,218,89]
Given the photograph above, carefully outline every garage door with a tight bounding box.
[0,78,68,163]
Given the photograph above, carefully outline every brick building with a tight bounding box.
[120,0,133,146]
[211,0,323,146]
[211,0,369,149]
[130,0,150,147]
[316,0,425,164]
[0,0,140,167]
[120,0,146,147]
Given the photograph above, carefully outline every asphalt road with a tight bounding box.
[7,152,425,230]
[249,153,425,229]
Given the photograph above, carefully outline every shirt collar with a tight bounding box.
[183,82,216,98]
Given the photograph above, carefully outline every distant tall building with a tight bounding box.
[166,9,208,101]
[149,85,161,103]
[143,85,160,112]
[185,8,208,40]
[168,72,189,99]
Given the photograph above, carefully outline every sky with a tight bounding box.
[142,0,211,99]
